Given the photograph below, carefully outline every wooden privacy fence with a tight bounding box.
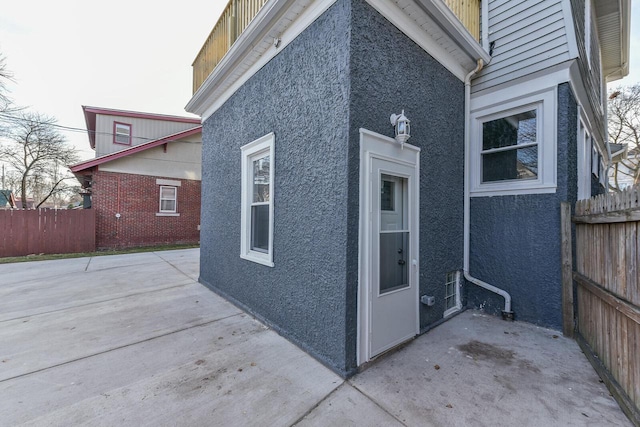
[562,185,640,426]
[0,209,95,258]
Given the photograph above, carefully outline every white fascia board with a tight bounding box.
[186,0,336,121]
[364,0,482,81]
[414,0,490,65]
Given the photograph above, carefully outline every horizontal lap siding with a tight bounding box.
[473,0,571,92]
[569,0,606,143]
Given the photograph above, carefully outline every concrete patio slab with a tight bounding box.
[0,283,240,381]
[0,249,630,426]
[295,383,404,427]
[0,259,194,322]
[350,311,631,426]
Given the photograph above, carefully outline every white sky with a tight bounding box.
[0,0,227,161]
[0,1,638,162]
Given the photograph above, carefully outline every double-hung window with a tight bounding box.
[480,108,538,183]
[159,186,177,213]
[114,122,132,145]
[471,87,556,196]
[241,133,275,266]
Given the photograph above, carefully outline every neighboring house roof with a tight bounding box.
[610,143,628,163]
[82,106,201,149]
[69,126,203,173]
[595,0,631,81]
[0,190,16,208]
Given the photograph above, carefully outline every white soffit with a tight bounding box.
[595,0,630,81]
[186,0,488,121]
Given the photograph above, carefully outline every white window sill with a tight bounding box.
[470,183,557,197]
[156,212,180,217]
[240,253,274,267]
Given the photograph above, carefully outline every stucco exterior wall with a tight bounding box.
[468,83,578,329]
[199,0,466,376]
[200,0,353,375]
[348,0,466,333]
[92,171,201,250]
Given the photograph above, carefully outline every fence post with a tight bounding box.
[560,202,574,338]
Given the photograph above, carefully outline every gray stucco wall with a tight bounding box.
[348,0,466,332]
[468,83,578,329]
[200,0,466,376]
[200,0,353,376]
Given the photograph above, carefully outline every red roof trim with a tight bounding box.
[82,106,201,124]
[69,126,202,173]
[82,106,201,150]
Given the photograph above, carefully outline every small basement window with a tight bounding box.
[444,271,461,317]
[114,122,132,145]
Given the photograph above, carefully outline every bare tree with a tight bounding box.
[0,112,80,208]
[608,84,640,191]
[0,53,13,114]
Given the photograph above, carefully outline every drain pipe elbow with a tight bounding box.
[463,59,514,321]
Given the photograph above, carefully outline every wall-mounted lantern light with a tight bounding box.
[390,109,410,148]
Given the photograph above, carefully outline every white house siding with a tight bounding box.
[99,139,202,181]
[472,0,571,92]
[94,115,200,157]
[569,0,606,145]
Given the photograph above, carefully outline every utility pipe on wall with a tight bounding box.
[463,58,514,320]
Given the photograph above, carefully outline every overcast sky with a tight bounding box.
[1,1,638,162]
[0,0,226,160]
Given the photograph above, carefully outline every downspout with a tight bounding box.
[463,58,514,320]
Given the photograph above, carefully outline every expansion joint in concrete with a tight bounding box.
[347,381,409,427]
[0,313,243,384]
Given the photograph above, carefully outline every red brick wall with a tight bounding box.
[92,171,201,250]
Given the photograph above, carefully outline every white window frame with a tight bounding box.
[585,0,592,69]
[592,143,600,176]
[240,133,275,267]
[159,186,177,214]
[114,122,132,145]
[577,116,593,200]
[443,271,462,317]
[470,88,557,196]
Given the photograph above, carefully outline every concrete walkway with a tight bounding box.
[0,249,630,426]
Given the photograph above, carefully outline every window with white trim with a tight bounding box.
[471,88,556,196]
[585,0,592,69]
[159,186,177,213]
[241,133,274,267]
[577,119,593,200]
[444,271,461,317]
[592,143,600,176]
[114,122,132,145]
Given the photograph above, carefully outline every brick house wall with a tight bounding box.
[92,170,201,249]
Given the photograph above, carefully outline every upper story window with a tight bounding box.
[114,122,132,145]
[481,109,538,183]
[471,88,556,196]
[240,133,275,267]
[585,0,592,68]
